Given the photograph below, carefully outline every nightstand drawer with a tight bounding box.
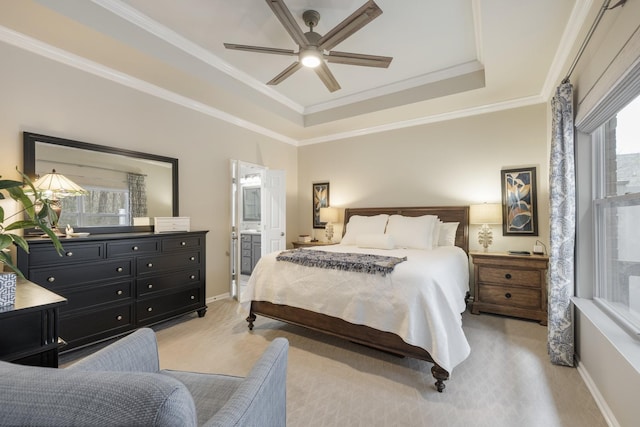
[477,266,541,287]
[478,284,541,310]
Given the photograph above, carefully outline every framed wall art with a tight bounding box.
[501,167,538,236]
[312,182,329,229]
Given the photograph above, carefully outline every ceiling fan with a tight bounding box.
[224,0,392,92]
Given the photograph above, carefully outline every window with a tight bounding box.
[59,186,129,228]
[593,94,640,335]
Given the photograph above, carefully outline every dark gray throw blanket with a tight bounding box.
[276,249,407,277]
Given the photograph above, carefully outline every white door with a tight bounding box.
[263,169,286,255]
[229,160,285,300]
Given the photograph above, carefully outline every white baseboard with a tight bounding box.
[576,356,620,427]
[206,293,231,304]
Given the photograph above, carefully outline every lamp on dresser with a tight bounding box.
[31,170,88,235]
[319,207,338,242]
[469,203,502,251]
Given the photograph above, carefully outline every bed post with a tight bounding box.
[431,364,449,392]
[246,306,256,330]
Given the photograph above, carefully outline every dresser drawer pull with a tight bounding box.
[65,251,73,257]
[505,273,512,279]
[147,263,153,268]
[181,241,186,246]
[47,276,55,283]
[116,290,123,295]
[505,293,512,299]
[189,256,196,261]
[190,275,196,280]
[132,246,139,251]
[147,284,153,289]
[116,267,123,272]
[116,315,123,321]
[147,307,153,312]
[190,295,195,300]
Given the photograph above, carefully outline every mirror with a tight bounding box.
[23,132,178,233]
[242,187,261,222]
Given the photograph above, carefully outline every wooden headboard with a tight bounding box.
[342,206,470,254]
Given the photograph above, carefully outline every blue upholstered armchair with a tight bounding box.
[0,328,288,426]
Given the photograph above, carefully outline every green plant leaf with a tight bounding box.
[0,250,24,279]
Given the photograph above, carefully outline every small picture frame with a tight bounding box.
[501,167,538,236]
[312,182,329,229]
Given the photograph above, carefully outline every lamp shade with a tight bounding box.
[469,203,502,224]
[32,170,88,199]
[319,207,338,223]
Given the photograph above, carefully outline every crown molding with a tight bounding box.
[298,95,545,146]
[0,25,298,146]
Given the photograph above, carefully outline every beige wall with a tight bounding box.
[298,104,550,255]
[0,41,298,298]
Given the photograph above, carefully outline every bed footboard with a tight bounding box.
[247,300,450,392]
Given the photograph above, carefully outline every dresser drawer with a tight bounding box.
[477,266,541,287]
[107,240,159,257]
[478,284,541,310]
[30,259,133,288]
[162,235,203,252]
[136,286,202,323]
[137,252,200,275]
[61,281,133,313]
[136,270,201,297]
[60,303,133,347]
[28,242,104,266]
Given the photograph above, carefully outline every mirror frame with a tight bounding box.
[23,132,179,234]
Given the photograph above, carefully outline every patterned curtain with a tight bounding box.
[127,173,147,221]
[548,81,576,366]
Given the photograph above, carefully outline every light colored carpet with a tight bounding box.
[62,299,607,427]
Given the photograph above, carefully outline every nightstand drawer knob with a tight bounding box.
[133,246,139,251]
[116,315,123,321]
[147,263,153,268]
[190,275,196,280]
[189,256,195,261]
[147,284,153,289]
[65,251,73,257]
[505,293,512,299]
[147,307,153,312]
[116,267,123,272]
[181,241,186,246]
[117,290,123,295]
[505,273,512,279]
[47,276,55,283]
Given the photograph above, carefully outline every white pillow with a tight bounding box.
[432,220,442,248]
[340,214,389,245]
[385,214,438,249]
[356,234,395,250]
[438,222,460,246]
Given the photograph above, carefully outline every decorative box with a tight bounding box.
[0,272,17,307]
[154,217,191,233]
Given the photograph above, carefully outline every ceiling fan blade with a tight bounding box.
[327,51,392,68]
[267,62,303,85]
[314,61,341,92]
[224,43,296,56]
[318,0,382,51]
[266,0,309,48]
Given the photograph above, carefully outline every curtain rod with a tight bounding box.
[562,0,627,84]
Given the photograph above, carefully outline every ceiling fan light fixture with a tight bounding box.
[300,49,322,68]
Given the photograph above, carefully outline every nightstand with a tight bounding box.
[291,241,337,248]
[470,252,549,325]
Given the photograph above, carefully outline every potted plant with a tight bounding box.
[0,169,63,306]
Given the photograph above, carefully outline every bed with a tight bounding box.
[240,206,470,392]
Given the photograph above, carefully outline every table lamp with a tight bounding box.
[319,207,338,242]
[32,169,88,235]
[469,203,502,251]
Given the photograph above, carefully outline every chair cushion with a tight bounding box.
[162,370,243,425]
[0,361,198,427]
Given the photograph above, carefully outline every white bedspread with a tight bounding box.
[239,245,470,373]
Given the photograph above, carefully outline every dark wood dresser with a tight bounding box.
[470,251,549,325]
[0,279,66,367]
[17,231,208,351]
